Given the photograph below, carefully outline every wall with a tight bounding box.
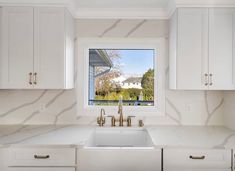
[0,19,225,126]
[224,91,235,130]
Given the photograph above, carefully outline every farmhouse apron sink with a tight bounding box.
[77,128,161,171]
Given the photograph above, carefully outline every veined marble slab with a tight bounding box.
[0,125,234,149]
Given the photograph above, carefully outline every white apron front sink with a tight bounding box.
[77,128,161,171]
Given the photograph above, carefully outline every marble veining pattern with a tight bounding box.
[0,90,47,118]
[0,19,225,127]
[99,19,122,37]
[125,19,147,37]
[204,91,224,125]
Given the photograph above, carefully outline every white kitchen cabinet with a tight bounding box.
[34,7,74,89]
[164,149,232,171]
[8,168,75,171]
[170,8,235,90]
[169,8,209,90]
[8,147,76,167]
[0,7,34,89]
[0,7,74,89]
[209,8,235,90]
[166,169,231,171]
[0,147,76,171]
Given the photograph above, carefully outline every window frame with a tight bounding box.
[77,38,166,116]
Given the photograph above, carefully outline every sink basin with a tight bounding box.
[77,128,161,171]
[85,127,154,148]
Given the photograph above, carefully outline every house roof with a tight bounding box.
[123,77,142,83]
[89,49,113,67]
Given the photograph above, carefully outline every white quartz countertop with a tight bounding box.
[0,125,235,149]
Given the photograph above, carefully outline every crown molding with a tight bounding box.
[174,0,235,7]
[1,0,235,19]
[74,8,169,19]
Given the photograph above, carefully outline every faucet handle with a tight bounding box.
[127,116,135,127]
[138,119,144,127]
[107,115,116,127]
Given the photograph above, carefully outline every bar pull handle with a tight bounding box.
[204,73,208,86]
[29,72,33,85]
[34,155,50,159]
[33,72,37,85]
[209,74,213,86]
[189,155,205,160]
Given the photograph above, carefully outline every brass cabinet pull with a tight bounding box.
[34,155,50,159]
[204,73,208,86]
[189,155,205,160]
[209,74,213,86]
[29,72,33,85]
[33,72,37,85]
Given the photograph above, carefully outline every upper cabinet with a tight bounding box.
[169,8,235,90]
[0,7,75,89]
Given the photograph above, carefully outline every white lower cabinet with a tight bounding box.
[166,169,231,171]
[164,149,232,171]
[2,147,76,171]
[7,147,76,167]
[8,168,75,171]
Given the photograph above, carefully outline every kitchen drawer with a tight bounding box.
[165,169,231,171]
[8,168,75,171]
[164,149,232,169]
[7,147,76,167]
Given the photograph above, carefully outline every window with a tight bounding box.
[88,49,155,106]
[78,38,165,116]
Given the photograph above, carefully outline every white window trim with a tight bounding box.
[77,38,166,116]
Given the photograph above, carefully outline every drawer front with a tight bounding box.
[165,169,231,171]
[8,148,76,167]
[164,149,232,169]
[8,168,75,171]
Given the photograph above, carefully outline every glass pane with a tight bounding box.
[88,49,155,106]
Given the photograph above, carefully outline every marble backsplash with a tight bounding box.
[0,19,225,126]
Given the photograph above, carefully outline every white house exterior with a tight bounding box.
[122,77,142,89]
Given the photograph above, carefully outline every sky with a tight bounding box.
[112,49,155,76]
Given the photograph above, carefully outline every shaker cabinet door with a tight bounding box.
[1,7,34,88]
[209,8,235,90]
[170,8,209,90]
[33,7,66,89]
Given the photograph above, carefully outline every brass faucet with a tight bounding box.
[97,108,106,127]
[97,97,136,127]
[118,98,125,126]
[108,97,135,127]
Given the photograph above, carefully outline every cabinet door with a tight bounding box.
[34,7,65,89]
[1,7,34,88]
[209,8,235,90]
[176,8,209,90]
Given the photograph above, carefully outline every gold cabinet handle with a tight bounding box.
[189,155,205,160]
[204,73,208,86]
[209,74,213,86]
[33,73,37,85]
[29,72,33,85]
[34,155,50,159]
